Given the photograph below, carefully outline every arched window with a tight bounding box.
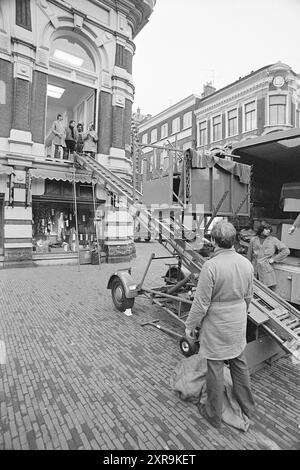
[50,36,95,72]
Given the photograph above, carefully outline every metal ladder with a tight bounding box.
[75,153,142,204]
[250,283,300,355]
[135,207,300,358]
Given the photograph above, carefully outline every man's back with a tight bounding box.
[205,248,253,303]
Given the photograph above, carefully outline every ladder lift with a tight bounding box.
[74,149,300,373]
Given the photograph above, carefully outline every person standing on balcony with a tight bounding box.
[76,123,84,154]
[83,123,98,159]
[247,222,290,290]
[64,120,78,161]
[51,114,66,159]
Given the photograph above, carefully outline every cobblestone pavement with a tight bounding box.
[0,241,300,450]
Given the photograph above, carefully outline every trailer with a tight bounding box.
[73,145,300,373]
[231,128,300,307]
[105,147,300,374]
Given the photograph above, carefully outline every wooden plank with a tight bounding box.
[248,303,269,325]
[245,336,286,375]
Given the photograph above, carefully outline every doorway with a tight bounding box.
[45,76,96,158]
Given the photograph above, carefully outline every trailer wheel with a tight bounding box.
[164,266,184,285]
[111,278,134,312]
[179,337,199,357]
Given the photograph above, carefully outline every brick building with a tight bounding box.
[137,63,300,190]
[136,94,201,192]
[195,62,300,152]
[0,0,155,267]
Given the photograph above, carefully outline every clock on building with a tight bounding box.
[273,76,285,87]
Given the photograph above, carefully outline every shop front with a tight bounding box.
[31,173,106,265]
[0,162,136,268]
[32,200,97,255]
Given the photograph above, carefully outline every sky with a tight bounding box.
[133,0,300,116]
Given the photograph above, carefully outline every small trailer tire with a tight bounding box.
[164,266,184,285]
[111,277,134,312]
[179,336,199,357]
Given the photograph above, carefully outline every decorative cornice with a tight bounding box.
[195,80,271,116]
[138,95,201,131]
[47,1,139,48]
[49,0,155,38]
[11,37,36,52]
[114,0,156,38]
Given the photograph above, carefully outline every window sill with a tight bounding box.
[225,133,239,139]
[264,124,292,128]
[242,128,258,134]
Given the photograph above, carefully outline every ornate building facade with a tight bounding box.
[0,0,155,267]
[194,62,300,152]
[137,63,300,186]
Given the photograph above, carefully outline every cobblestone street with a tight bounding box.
[0,241,300,451]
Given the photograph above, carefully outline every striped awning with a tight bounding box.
[29,168,95,184]
[0,165,14,175]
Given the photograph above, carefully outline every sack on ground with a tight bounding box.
[170,354,250,432]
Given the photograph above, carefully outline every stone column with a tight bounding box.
[0,59,14,138]
[123,98,132,160]
[9,38,35,155]
[112,103,125,149]
[30,71,47,144]
[12,76,31,131]
[97,90,113,155]
[3,157,33,267]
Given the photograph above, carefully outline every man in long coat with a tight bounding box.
[51,114,66,159]
[185,221,255,428]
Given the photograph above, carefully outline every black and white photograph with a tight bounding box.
[0,0,299,456]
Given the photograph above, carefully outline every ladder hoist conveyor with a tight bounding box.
[75,153,300,363]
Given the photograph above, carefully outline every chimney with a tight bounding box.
[201,82,216,98]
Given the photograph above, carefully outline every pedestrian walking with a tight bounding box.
[247,222,290,289]
[185,220,255,428]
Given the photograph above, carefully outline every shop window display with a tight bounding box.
[32,203,97,253]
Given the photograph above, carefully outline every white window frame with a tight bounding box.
[0,80,6,104]
[182,141,192,151]
[226,107,238,138]
[150,128,157,143]
[242,98,257,133]
[142,133,148,144]
[183,111,192,129]
[197,119,208,147]
[172,117,180,134]
[211,113,222,143]
[267,92,289,126]
[296,108,300,128]
[75,92,95,130]
[160,123,168,139]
